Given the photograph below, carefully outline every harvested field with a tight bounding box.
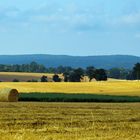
[0,102,139,140]
[0,72,63,82]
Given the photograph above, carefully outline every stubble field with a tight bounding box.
[0,102,139,140]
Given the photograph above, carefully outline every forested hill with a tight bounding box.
[0,54,140,69]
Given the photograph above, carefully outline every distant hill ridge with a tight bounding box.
[0,54,139,69]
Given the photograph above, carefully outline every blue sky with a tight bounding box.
[0,0,140,56]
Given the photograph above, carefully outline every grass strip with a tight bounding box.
[19,93,140,102]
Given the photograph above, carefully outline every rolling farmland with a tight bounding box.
[0,72,139,139]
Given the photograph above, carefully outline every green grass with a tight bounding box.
[19,93,140,102]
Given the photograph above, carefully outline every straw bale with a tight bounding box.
[0,88,19,102]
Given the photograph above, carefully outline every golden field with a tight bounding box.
[0,72,139,140]
[0,102,139,140]
[0,72,60,82]
[0,81,140,96]
[0,72,140,96]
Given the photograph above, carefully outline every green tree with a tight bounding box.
[95,69,107,81]
[108,68,129,79]
[86,66,96,82]
[132,63,140,80]
[63,72,69,82]
[108,68,121,79]
[53,74,61,82]
[69,68,84,82]
[40,75,48,82]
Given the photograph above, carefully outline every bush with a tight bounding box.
[13,79,19,82]
[40,75,48,82]
[53,74,61,82]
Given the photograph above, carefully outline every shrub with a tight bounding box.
[13,79,20,82]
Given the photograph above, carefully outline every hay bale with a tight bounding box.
[0,88,19,102]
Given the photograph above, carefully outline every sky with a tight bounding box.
[0,0,140,56]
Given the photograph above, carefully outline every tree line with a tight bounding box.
[0,61,140,81]
[40,67,107,82]
[0,62,47,73]
[107,63,140,80]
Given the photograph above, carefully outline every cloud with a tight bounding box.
[106,12,140,32]
[0,3,104,32]
[0,7,23,24]
[118,13,140,25]
[0,1,140,33]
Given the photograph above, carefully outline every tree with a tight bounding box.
[63,72,69,82]
[47,67,56,73]
[37,64,47,73]
[95,69,107,81]
[69,68,84,82]
[132,63,140,80]
[119,68,130,79]
[13,64,21,72]
[86,66,96,82]
[126,70,134,80]
[108,68,129,79]
[40,75,48,82]
[56,66,66,74]
[108,68,121,79]
[53,74,61,82]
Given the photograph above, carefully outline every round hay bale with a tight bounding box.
[0,88,19,102]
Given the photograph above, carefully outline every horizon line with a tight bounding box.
[0,54,139,57]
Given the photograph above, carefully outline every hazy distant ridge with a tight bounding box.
[0,54,139,69]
